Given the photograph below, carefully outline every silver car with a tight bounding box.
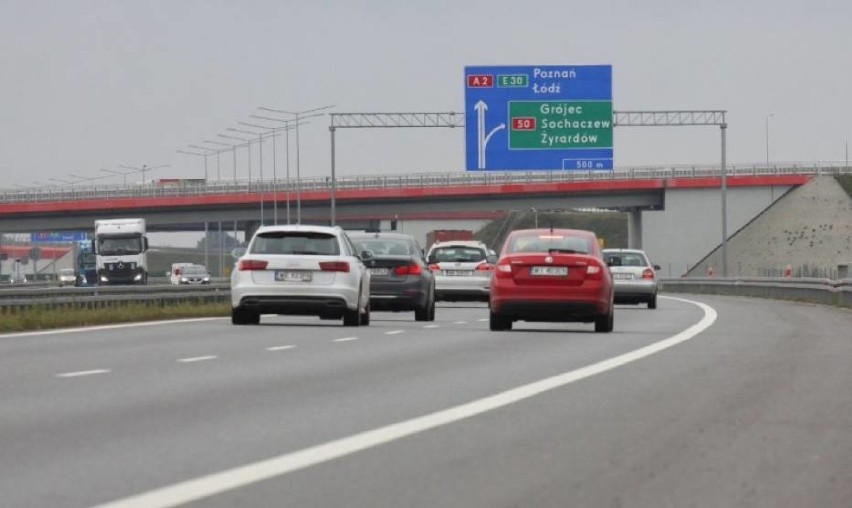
[426,240,493,301]
[602,248,660,309]
[231,225,372,326]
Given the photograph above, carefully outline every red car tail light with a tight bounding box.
[319,261,350,272]
[394,264,422,276]
[239,259,268,271]
[586,263,603,280]
[495,262,513,278]
[428,264,441,272]
[642,268,655,279]
[475,263,493,272]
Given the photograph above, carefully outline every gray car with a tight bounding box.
[602,248,660,309]
[349,232,436,321]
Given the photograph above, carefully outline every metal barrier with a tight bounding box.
[660,277,852,309]
[0,283,231,313]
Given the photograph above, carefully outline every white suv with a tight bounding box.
[426,240,493,301]
[231,225,372,326]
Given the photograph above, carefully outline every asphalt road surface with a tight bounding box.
[1,295,850,507]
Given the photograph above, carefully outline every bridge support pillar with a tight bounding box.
[628,209,643,249]
[244,221,261,242]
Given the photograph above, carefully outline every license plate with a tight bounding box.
[370,268,390,276]
[275,270,312,282]
[530,266,568,276]
[612,273,633,280]
[443,270,473,277]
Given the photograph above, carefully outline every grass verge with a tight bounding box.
[0,302,230,333]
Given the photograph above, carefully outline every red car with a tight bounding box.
[489,228,614,332]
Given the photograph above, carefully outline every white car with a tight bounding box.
[57,268,77,286]
[171,264,211,285]
[230,225,372,326]
[602,248,660,309]
[426,240,493,301]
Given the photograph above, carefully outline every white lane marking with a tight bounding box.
[2,317,226,339]
[178,356,218,363]
[56,369,111,378]
[384,330,405,335]
[93,296,716,508]
[454,321,467,325]
[90,297,717,508]
[333,337,359,343]
[477,318,488,322]
[423,324,440,329]
[266,345,297,352]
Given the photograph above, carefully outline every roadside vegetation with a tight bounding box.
[835,174,852,198]
[0,301,230,333]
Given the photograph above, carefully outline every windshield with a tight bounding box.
[60,268,75,275]
[352,238,414,256]
[430,246,486,263]
[97,236,143,255]
[250,232,340,256]
[183,266,207,275]
[506,234,591,255]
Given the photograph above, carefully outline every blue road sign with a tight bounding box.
[31,231,89,243]
[465,65,613,171]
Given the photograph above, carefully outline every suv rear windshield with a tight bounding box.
[251,232,341,256]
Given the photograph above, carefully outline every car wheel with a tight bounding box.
[647,294,657,309]
[427,293,436,321]
[415,301,430,321]
[232,307,248,325]
[594,307,614,333]
[489,310,511,331]
[360,303,370,326]
[343,307,361,327]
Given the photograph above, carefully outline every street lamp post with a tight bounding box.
[250,115,312,224]
[177,148,214,180]
[100,168,135,186]
[765,113,774,165]
[119,164,169,184]
[259,105,335,223]
[203,140,239,182]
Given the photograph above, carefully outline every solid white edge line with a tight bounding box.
[177,356,218,363]
[56,369,111,378]
[332,337,359,343]
[2,317,226,339]
[93,296,716,508]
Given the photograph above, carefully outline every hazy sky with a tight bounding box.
[2,0,851,189]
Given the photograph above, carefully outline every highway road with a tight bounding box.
[1,295,850,507]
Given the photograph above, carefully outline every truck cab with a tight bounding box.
[93,218,149,285]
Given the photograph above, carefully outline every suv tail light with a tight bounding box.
[394,264,422,276]
[239,259,268,271]
[642,268,655,279]
[319,261,350,272]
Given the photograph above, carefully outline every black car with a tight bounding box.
[349,232,436,321]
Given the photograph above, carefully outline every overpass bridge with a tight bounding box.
[1,164,848,274]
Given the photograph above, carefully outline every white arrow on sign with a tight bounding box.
[474,100,506,170]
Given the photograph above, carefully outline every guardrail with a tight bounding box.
[2,278,849,314]
[0,283,231,314]
[2,163,850,204]
[660,277,852,309]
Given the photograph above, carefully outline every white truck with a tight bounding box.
[93,218,149,285]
